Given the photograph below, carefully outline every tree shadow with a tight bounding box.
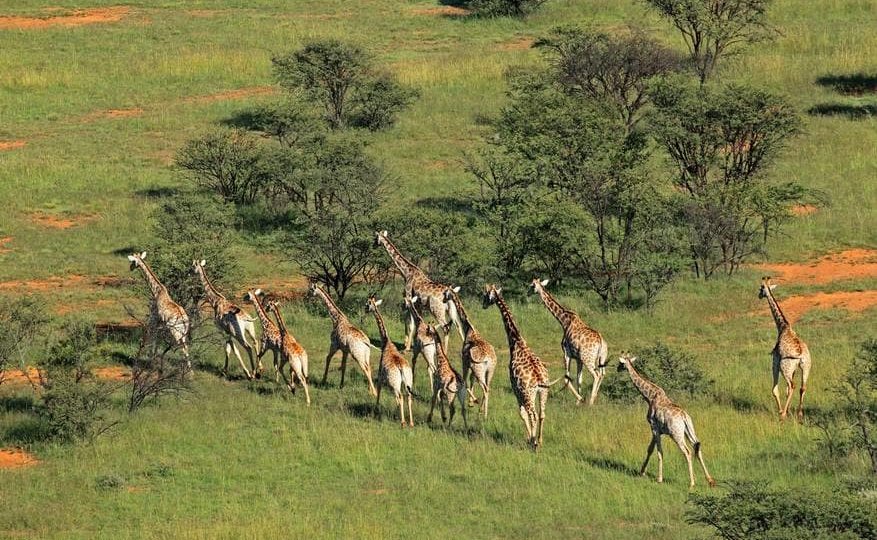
[111,246,141,256]
[2,417,49,445]
[345,401,379,419]
[807,103,877,120]
[220,110,265,131]
[712,391,758,413]
[136,186,180,199]
[437,0,473,17]
[414,196,476,215]
[0,395,35,413]
[583,456,641,477]
[815,73,877,95]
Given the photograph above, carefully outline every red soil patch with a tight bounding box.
[757,249,877,285]
[95,319,141,340]
[0,367,41,386]
[0,448,38,469]
[104,108,143,118]
[28,211,98,229]
[0,140,25,151]
[791,204,818,216]
[778,290,877,322]
[185,86,277,104]
[411,6,470,16]
[93,366,131,381]
[0,275,89,292]
[497,37,535,51]
[0,7,130,30]
[0,236,12,254]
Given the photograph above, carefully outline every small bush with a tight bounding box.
[0,297,48,385]
[469,0,548,17]
[603,343,713,402]
[38,374,115,443]
[686,481,877,540]
[95,473,126,490]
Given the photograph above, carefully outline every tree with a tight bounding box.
[469,0,548,17]
[649,77,802,277]
[535,26,684,130]
[0,297,47,387]
[835,339,877,474]
[176,129,274,205]
[643,0,776,83]
[272,40,416,131]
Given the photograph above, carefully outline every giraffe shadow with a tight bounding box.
[582,456,640,478]
[345,401,380,420]
[712,391,759,413]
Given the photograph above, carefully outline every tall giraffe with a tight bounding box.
[309,282,377,396]
[426,325,467,428]
[366,294,414,427]
[192,259,260,380]
[617,352,715,488]
[759,277,812,421]
[127,252,191,369]
[374,230,462,349]
[482,284,562,450]
[403,294,437,384]
[243,288,285,384]
[442,285,496,418]
[266,299,311,406]
[530,279,608,405]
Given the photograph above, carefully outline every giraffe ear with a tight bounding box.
[140,251,147,259]
[411,295,419,303]
[540,279,550,287]
[769,284,777,290]
[254,288,263,296]
[381,230,388,237]
[495,287,502,294]
[375,298,383,306]
[127,255,136,262]
[452,286,461,293]
[200,259,206,267]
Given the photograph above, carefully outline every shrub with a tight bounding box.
[38,374,115,443]
[686,481,877,539]
[603,343,713,402]
[0,297,47,386]
[469,0,548,17]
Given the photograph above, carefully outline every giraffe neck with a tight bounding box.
[314,286,345,325]
[449,292,475,336]
[371,304,391,347]
[269,304,289,336]
[408,300,426,327]
[764,288,790,334]
[251,296,277,333]
[136,260,168,300]
[536,285,573,329]
[625,363,662,405]
[195,267,226,310]
[494,294,524,352]
[380,236,422,281]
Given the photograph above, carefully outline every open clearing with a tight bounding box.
[0,7,129,30]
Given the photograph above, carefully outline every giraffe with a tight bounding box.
[482,284,563,450]
[373,230,463,349]
[365,294,414,427]
[265,299,311,406]
[442,285,497,418]
[403,294,437,384]
[759,276,812,421]
[617,352,715,488]
[243,288,285,384]
[127,252,191,369]
[530,279,608,405]
[309,282,377,396]
[426,325,468,428]
[192,259,261,380]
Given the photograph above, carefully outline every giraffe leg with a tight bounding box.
[440,392,448,424]
[536,388,548,450]
[339,351,349,389]
[403,312,415,353]
[481,382,490,419]
[771,358,784,419]
[242,324,259,374]
[448,397,456,427]
[640,435,658,477]
[797,361,811,421]
[223,341,232,378]
[407,387,414,427]
[321,345,339,385]
[358,355,377,397]
[230,340,253,380]
[396,394,406,428]
[463,362,476,406]
[374,380,383,417]
[457,386,468,429]
[586,364,602,406]
[428,387,438,423]
[782,374,795,421]
[297,363,311,406]
[518,405,534,446]
[672,432,695,488]
[655,436,665,483]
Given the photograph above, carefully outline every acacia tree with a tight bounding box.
[649,77,802,277]
[272,40,416,130]
[535,27,684,130]
[644,0,776,83]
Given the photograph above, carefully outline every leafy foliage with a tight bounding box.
[686,481,877,540]
[603,343,713,402]
[272,40,416,130]
[469,0,548,17]
[0,297,47,385]
[644,0,776,83]
[535,26,684,129]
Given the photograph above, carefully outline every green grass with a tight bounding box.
[0,1,875,538]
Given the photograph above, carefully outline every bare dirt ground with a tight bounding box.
[0,7,129,30]
[92,366,131,381]
[410,7,470,17]
[497,37,535,51]
[0,448,38,469]
[791,204,819,216]
[28,212,99,230]
[757,249,877,285]
[183,86,277,104]
[779,290,877,322]
[0,237,12,254]
[0,141,26,151]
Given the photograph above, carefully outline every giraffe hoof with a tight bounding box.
[707,478,716,488]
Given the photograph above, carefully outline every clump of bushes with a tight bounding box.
[603,343,713,402]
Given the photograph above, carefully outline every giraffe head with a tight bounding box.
[441,285,461,304]
[373,230,389,248]
[365,294,383,313]
[242,288,264,305]
[127,251,148,271]
[191,259,207,276]
[529,278,550,295]
[617,351,637,372]
[481,284,502,309]
[758,276,777,299]
[307,280,319,298]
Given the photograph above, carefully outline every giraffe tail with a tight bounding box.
[542,374,574,388]
[683,414,701,452]
[597,338,609,375]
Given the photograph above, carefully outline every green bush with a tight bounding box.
[469,0,548,17]
[603,343,713,402]
[686,481,877,540]
[0,297,47,383]
[38,374,115,443]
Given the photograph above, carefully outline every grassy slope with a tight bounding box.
[0,1,875,538]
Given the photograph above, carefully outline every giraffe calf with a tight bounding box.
[426,325,467,429]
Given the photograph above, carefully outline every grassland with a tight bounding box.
[0,1,875,538]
